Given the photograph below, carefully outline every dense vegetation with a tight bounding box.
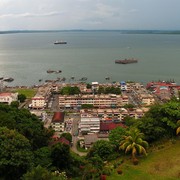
[60,86,81,95]
[97,86,121,95]
[0,99,180,179]
[0,104,84,179]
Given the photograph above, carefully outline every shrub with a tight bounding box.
[117,168,123,174]
[102,167,111,176]
[100,174,107,180]
[132,158,139,165]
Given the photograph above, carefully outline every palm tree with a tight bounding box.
[176,120,180,135]
[120,128,148,161]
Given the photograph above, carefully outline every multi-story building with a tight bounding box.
[31,96,46,109]
[79,117,100,135]
[80,107,148,121]
[51,112,65,132]
[59,94,129,108]
[140,94,155,106]
[0,92,18,105]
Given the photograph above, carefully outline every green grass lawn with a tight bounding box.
[14,88,37,98]
[107,139,180,180]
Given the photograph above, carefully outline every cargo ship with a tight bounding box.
[115,58,138,64]
[54,41,67,45]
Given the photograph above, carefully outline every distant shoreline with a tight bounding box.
[0,29,180,35]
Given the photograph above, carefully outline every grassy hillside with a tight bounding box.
[108,139,180,180]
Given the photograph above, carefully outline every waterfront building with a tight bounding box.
[59,94,129,109]
[31,96,46,109]
[0,92,18,105]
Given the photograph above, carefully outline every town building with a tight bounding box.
[51,112,65,132]
[31,96,46,109]
[80,107,148,121]
[78,117,100,135]
[0,92,18,105]
[59,94,129,109]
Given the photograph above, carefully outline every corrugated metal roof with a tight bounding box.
[52,112,65,123]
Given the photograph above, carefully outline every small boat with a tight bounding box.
[3,77,14,82]
[61,77,66,82]
[105,77,110,80]
[115,58,138,64]
[54,41,67,45]
[47,70,55,73]
[39,79,42,82]
[79,77,87,81]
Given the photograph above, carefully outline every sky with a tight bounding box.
[0,0,180,31]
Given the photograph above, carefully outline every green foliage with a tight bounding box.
[18,93,27,103]
[60,133,72,142]
[22,166,67,180]
[109,126,127,150]
[137,101,180,142]
[120,128,148,160]
[81,104,94,109]
[10,101,19,108]
[123,104,135,109]
[34,147,52,168]
[15,88,36,99]
[87,140,114,161]
[60,86,81,95]
[86,83,92,89]
[0,127,34,179]
[51,143,71,170]
[123,116,137,127]
[97,86,121,95]
[0,103,53,150]
[82,156,103,180]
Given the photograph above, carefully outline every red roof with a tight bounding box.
[50,137,70,146]
[0,93,12,96]
[100,122,125,131]
[52,112,65,123]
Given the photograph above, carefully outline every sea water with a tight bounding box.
[0,31,180,86]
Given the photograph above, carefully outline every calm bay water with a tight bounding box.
[0,31,180,86]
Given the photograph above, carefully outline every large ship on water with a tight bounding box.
[54,41,67,45]
[115,58,138,64]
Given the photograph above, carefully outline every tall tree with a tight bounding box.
[176,120,180,135]
[109,126,127,150]
[87,140,114,161]
[120,128,148,160]
[51,143,71,170]
[0,127,34,179]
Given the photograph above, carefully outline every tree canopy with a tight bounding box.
[0,127,34,179]
[109,126,127,150]
[136,101,180,142]
[87,140,114,160]
[60,86,81,95]
[0,104,53,149]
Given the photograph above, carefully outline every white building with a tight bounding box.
[79,117,100,134]
[31,96,46,109]
[51,112,65,132]
[0,92,18,105]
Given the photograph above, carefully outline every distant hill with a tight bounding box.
[0,30,180,35]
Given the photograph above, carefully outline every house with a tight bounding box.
[0,92,18,105]
[50,135,70,146]
[100,121,126,133]
[84,133,109,149]
[51,112,65,132]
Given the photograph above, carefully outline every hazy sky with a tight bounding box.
[0,0,179,30]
